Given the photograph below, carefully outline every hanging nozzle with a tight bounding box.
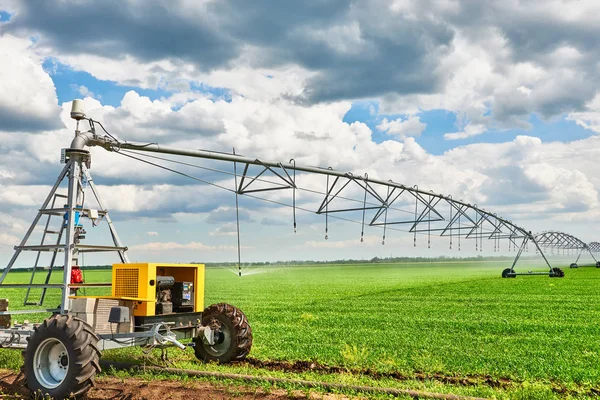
[70,99,86,120]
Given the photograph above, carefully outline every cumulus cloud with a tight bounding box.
[444,124,486,140]
[0,0,599,262]
[0,86,596,233]
[0,35,62,132]
[567,94,600,133]
[6,0,598,139]
[261,217,287,226]
[377,116,426,139]
[129,241,243,252]
[70,85,100,100]
[209,223,239,237]
[6,0,600,138]
[4,1,453,104]
[205,207,253,224]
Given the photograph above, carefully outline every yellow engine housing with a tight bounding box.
[111,263,205,317]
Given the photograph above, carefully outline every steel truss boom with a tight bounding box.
[82,135,531,234]
[69,120,565,277]
[534,231,599,268]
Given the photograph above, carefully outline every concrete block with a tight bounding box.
[71,298,96,313]
[69,298,136,335]
[94,322,112,334]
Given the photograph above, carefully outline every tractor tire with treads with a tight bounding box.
[23,314,101,399]
[194,303,252,363]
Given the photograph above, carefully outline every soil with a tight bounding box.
[243,358,514,389]
[0,369,356,400]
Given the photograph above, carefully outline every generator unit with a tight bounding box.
[111,263,204,320]
[64,263,208,341]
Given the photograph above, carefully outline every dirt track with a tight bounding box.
[0,370,354,400]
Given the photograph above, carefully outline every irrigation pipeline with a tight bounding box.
[101,360,488,400]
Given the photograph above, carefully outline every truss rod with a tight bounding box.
[83,137,531,239]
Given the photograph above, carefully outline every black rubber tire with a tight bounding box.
[23,314,101,399]
[550,267,565,278]
[501,268,515,278]
[193,303,252,363]
[596,261,600,268]
[570,263,578,269]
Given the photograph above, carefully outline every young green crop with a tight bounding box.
[1,261,599,398]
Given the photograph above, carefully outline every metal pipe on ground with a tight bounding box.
[100,360,489,400]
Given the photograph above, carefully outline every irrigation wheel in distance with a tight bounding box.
[501,268,515,278]
[23,314,101,399]
[550,267,565,277]
[194,303,252,363]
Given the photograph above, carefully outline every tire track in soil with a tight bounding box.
[0,370,340,400]
[242,358,599,397]
[3,363,599,399]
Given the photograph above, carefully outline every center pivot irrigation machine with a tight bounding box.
[0,100,584,398]
[534,231,600,269]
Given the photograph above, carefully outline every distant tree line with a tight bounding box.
[2,254,545,272]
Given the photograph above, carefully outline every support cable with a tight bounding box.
[382,185,390,245]
[233,148,242,277]
[428,192,432,249]
[120,149,513,239]
[458,210,461,251]
[361,173,368,243]
[120,149,423,218]
[325,171,330,240]
[290,159,297,233]
[115,150,423,235]
[449,196,453,250]
[113,150,524,247]
[413,186,418,247]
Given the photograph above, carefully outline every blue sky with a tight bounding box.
[44,61,595,156]
[0,1,599,264]
[346,101,593,155]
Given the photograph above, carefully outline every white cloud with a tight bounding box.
[209,223,239,237]
[8,0,600,139]
[0,2,599,262]
[0,85,596,238]
[0,232,21,247]
[0,35,62,132]
[146,231,159,237]
[377,116,426,139]
[69,85,100,100]
[444,123,486,140]
[567,94,600,133]
[129,241,248,252]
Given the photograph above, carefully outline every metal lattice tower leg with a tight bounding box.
[23,192,68,306]
[0,149,129,314]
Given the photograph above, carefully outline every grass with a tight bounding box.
[1,260,600,398]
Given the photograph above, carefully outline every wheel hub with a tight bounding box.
[60,353,68,368]
[33,338,69,389]
[214,331,225,345]
[204,321,231,357]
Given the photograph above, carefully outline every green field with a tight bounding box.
[1,261,600,398]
